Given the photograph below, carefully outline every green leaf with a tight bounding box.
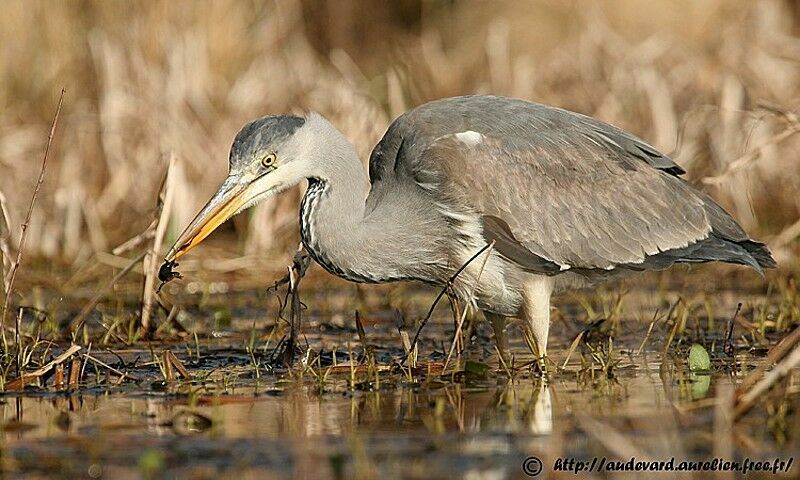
[688,343,711,372]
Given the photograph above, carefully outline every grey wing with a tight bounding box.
[400,100,774,273]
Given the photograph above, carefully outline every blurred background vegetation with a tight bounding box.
[1,0,799,285]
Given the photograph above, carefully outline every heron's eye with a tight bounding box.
[261,152,277,169]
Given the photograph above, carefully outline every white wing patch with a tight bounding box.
[454,130,484,147]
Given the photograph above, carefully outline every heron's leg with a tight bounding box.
[484,311,510,366]
[522,276,554,370]
[272,245,311,366]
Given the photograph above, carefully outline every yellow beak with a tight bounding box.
[165,175,253,262]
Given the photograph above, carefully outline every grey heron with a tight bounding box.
[162,95,775,359]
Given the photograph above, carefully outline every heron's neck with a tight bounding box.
[298,131,433,283]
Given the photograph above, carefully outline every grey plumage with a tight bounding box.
[166,95,776,359]
[371,96,774,275]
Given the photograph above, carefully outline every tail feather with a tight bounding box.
[739,239,777,269]
[625,234,777,275]
[693,192,778,273]
[664,235,775,275]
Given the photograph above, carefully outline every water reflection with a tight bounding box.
[0,363,694,445]
[1,381,557,442]
[0,351,791,479]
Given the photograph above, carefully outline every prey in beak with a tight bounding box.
[158,174,260,287]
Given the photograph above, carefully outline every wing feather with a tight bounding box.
[414,120,710,271]
[368,96,768,274]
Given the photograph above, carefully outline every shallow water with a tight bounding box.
[2,270,799,479]
[2,341,796,479]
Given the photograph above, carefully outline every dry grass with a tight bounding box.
[0,0,798,276]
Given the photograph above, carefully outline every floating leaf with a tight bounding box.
[688,343,711,372]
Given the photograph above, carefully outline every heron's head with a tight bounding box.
[165,114,312,262]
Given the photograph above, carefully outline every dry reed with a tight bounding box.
[1,89,64,343]
[0,1,796,276]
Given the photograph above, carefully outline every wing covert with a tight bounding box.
[415,125,711,272]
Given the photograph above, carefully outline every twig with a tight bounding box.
[5,344,81,390]
[398,324,416,368]
[83,352,141,382]
[444,241,494,371]
[735,324,800,397]
[153,302,187,337]
[164,350,190,379]
[561,330,586,369]
[112,219,156,255]
[635,308,662,355]
[1,88,65,346]
[734,340,800,418]
[355,310,372,358]
[71,251,147,332]
[403,242,494,365]
[53,364,65,390]
[15,309,22,378]
[68,358,81,390]
[0,190,13,294]
[141,155,176,336]
[723,303,742,356]
[162,350,173,380]
[662,298,684,356]
[702,123,800,185]
[770,216,800,250]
